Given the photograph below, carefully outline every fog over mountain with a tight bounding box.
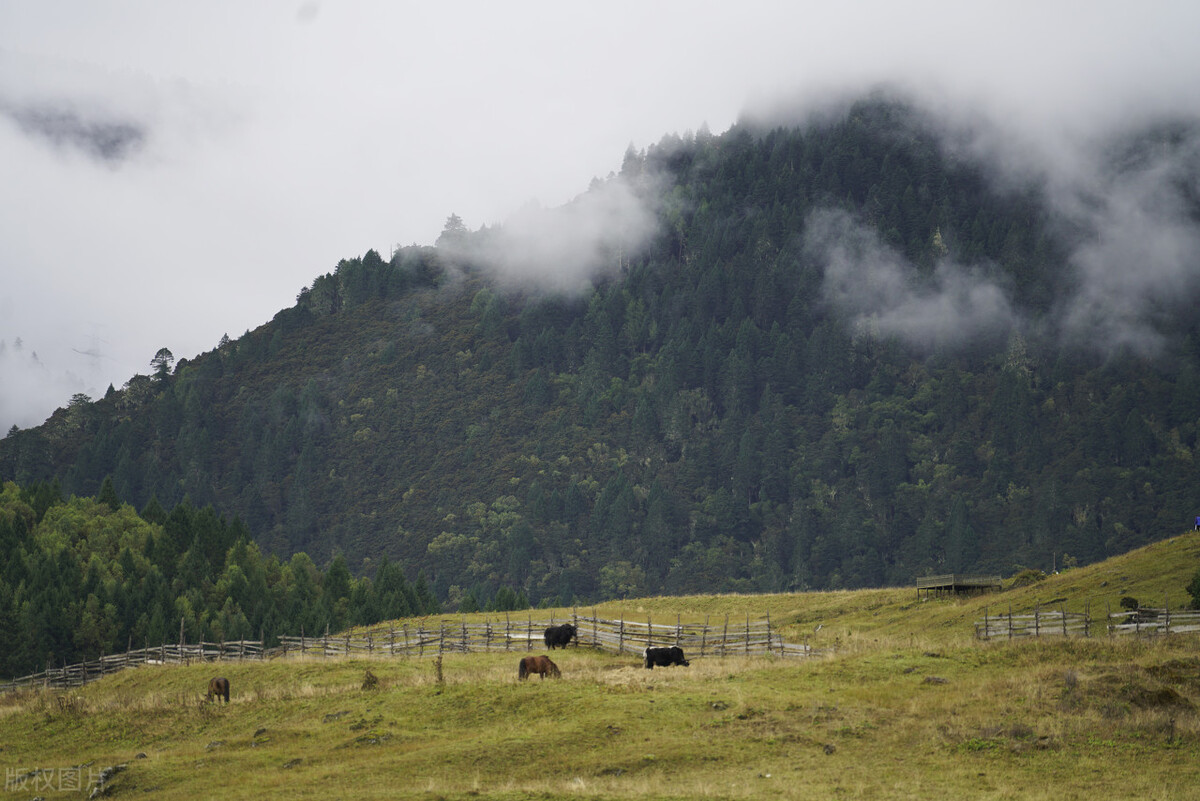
[805,206,1023,351]
[442,173,663,294]
[2,2,1199,433]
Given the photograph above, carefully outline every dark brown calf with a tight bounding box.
[207,676,230,703]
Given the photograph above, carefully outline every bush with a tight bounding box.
[1187,569,1200,610]
[1008,568,1047,588]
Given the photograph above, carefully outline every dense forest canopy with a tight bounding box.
[4,94,1200,612]
[0,479,442,677]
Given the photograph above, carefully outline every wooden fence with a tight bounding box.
[0,640,264,693]
[1,612,814,695]
[975,599,1200,640]
[278,611,816,659]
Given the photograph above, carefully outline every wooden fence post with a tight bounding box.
[701,615,709,657]
[722,614,729,657]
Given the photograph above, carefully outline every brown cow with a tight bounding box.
[207,676,230,703]
[517,655,561,680]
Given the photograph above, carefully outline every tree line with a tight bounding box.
[0,479,450,678]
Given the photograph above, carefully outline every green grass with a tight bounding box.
[5,532,1200,799]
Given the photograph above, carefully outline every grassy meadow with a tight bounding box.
[4,532,1200,800]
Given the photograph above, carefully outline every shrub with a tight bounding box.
[1008,568,1047,588]
[1187,569,1200,610]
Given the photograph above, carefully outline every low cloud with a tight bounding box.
[0,338,92,433]
[806,208,1021,350]
[797,97,1200,360]
[1050,126,1200,357]
[448,174,661,293]
[0,100,147,163]
[915,98,1200,358]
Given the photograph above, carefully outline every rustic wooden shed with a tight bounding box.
[915,573,1002,599]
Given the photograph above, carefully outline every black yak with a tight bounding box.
[543,623,578,650]
[644,646,689,669]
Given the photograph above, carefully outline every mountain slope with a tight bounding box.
[4,95,1200,607]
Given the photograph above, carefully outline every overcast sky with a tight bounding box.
[2,1,1199,433]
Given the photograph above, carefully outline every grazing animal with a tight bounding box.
[518,655,561,680]
[644,646,690,669]
[543,623,578,650]
[207,676,231,703]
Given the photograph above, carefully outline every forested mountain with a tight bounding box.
[4,95,1200,610]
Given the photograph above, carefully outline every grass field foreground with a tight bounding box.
[3,533,1200,799]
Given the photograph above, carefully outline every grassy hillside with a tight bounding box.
[587,528,1200,651]
[4,533,1200,800]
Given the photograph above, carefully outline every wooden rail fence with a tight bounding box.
[278,611,816,660]
[975,598,1200,640]
[0,640,264,693]
[1,611,815,694]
